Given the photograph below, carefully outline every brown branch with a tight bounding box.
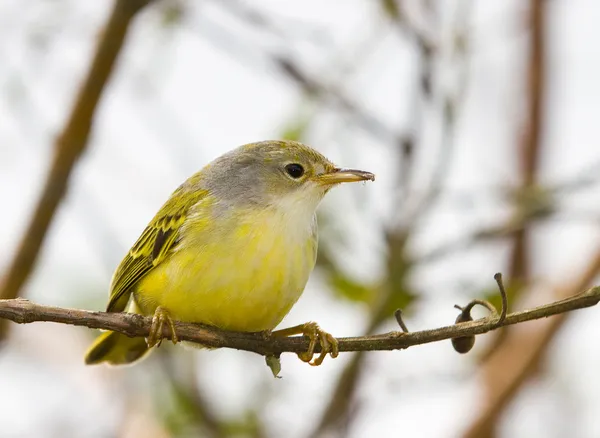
[311,232,411,437]
[463,3,549,436]
[273,55,401,144]
[190,15,401,145]
[0,0,152,338]
[506,0,547,298]
[156,353,229,438]
[462,247,600,438]
[312,3,472,435]
[311,0,470,437]
[0,284,598,357]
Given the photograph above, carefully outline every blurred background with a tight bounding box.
[0,0,599,437]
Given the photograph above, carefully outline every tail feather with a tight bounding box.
[84,331,150,365]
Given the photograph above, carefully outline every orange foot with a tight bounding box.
[147,306,179,348]
[272,322,339,366]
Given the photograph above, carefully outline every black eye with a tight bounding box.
[285,163,305,179]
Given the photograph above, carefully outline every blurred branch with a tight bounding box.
[156,353,229,438]
[1,283,599,356]
[313,2,472,434]
[190,14,402,144]
[383,0,437,55]
[520,0,546,188]
[312,231,413,437]
[386,0,436,199]
[0,0,152,339]
[400,0,471,225]
[505,0,547,293]
[419,164,600,265]
[216,0,330,45]
[462,247,600,438]
[273,56,402,143]
[468,2,548,433]
[418,206,547,265]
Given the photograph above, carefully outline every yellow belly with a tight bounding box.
[134,212,317,332]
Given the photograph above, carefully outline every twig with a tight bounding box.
[394,309,410,333]
[462,247,600,438]
[418,220,533,265]
[0,285,598,357]
[463,2,548,435]
[450,277,507,354]
[216,0,329,45]
[0,0,152,338]
[312,2,472,433]
[493,0,547,359]
[273,55,401,143]
[454,300,497,318]
[187,14,401,145]
[157,353,228,438]
[493,273,508,325]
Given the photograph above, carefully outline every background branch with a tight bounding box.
[462,247,600,438]
[312,1,471,434]
[477,0,548,372]
[0,0,152,339]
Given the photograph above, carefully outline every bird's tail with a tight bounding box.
[84,330,150,365]
[84,299,151,365]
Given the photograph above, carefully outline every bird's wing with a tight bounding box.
[106,183,208,313]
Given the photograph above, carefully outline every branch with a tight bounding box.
[0,0,152,337]
[312,3,472,434]
[462,247,600,438]
[189,13,402,145]
[463,2,549,435]
[0,285,598,357]
[506,0,547,287]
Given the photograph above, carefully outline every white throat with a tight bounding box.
[269,184,324,238]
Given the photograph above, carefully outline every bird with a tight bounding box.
[84,140,374,366]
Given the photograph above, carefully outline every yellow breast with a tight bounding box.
[134,206,318,332]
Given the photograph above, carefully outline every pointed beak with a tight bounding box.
[314,168,375,186]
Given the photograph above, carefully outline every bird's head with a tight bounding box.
[202,140,375,212]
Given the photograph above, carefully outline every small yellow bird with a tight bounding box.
[84,140,374,366]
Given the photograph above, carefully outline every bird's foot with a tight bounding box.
[272,322,339,366]
[147,306,179,348]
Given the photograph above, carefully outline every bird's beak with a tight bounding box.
[314,168,375,186]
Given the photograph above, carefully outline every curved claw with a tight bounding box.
[147,306,179,348]
[273,321,339,366]
[309,328,339,366]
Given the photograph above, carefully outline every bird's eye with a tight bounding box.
[285,163,305,179]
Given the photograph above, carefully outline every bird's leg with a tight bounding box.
[147,306,179,348]
[271,322,339,366]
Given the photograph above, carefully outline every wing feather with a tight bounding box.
[106,180,207,313]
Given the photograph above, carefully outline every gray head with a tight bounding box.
[197,140,374,211]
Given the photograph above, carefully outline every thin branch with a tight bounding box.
[273,56,401,143]
[493,273,508,325]
[312,3,472,433]
[451,276,507,354]
[512,0,547,275]
[464,2,548,435]
[394,309,410,333]
[157,353,228,438]
[0,285,598,357]
[216,0,329,45]
[502,0,547,327]
[0,0,152,338]
[187,14,402,145]
[462,247,600,438]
